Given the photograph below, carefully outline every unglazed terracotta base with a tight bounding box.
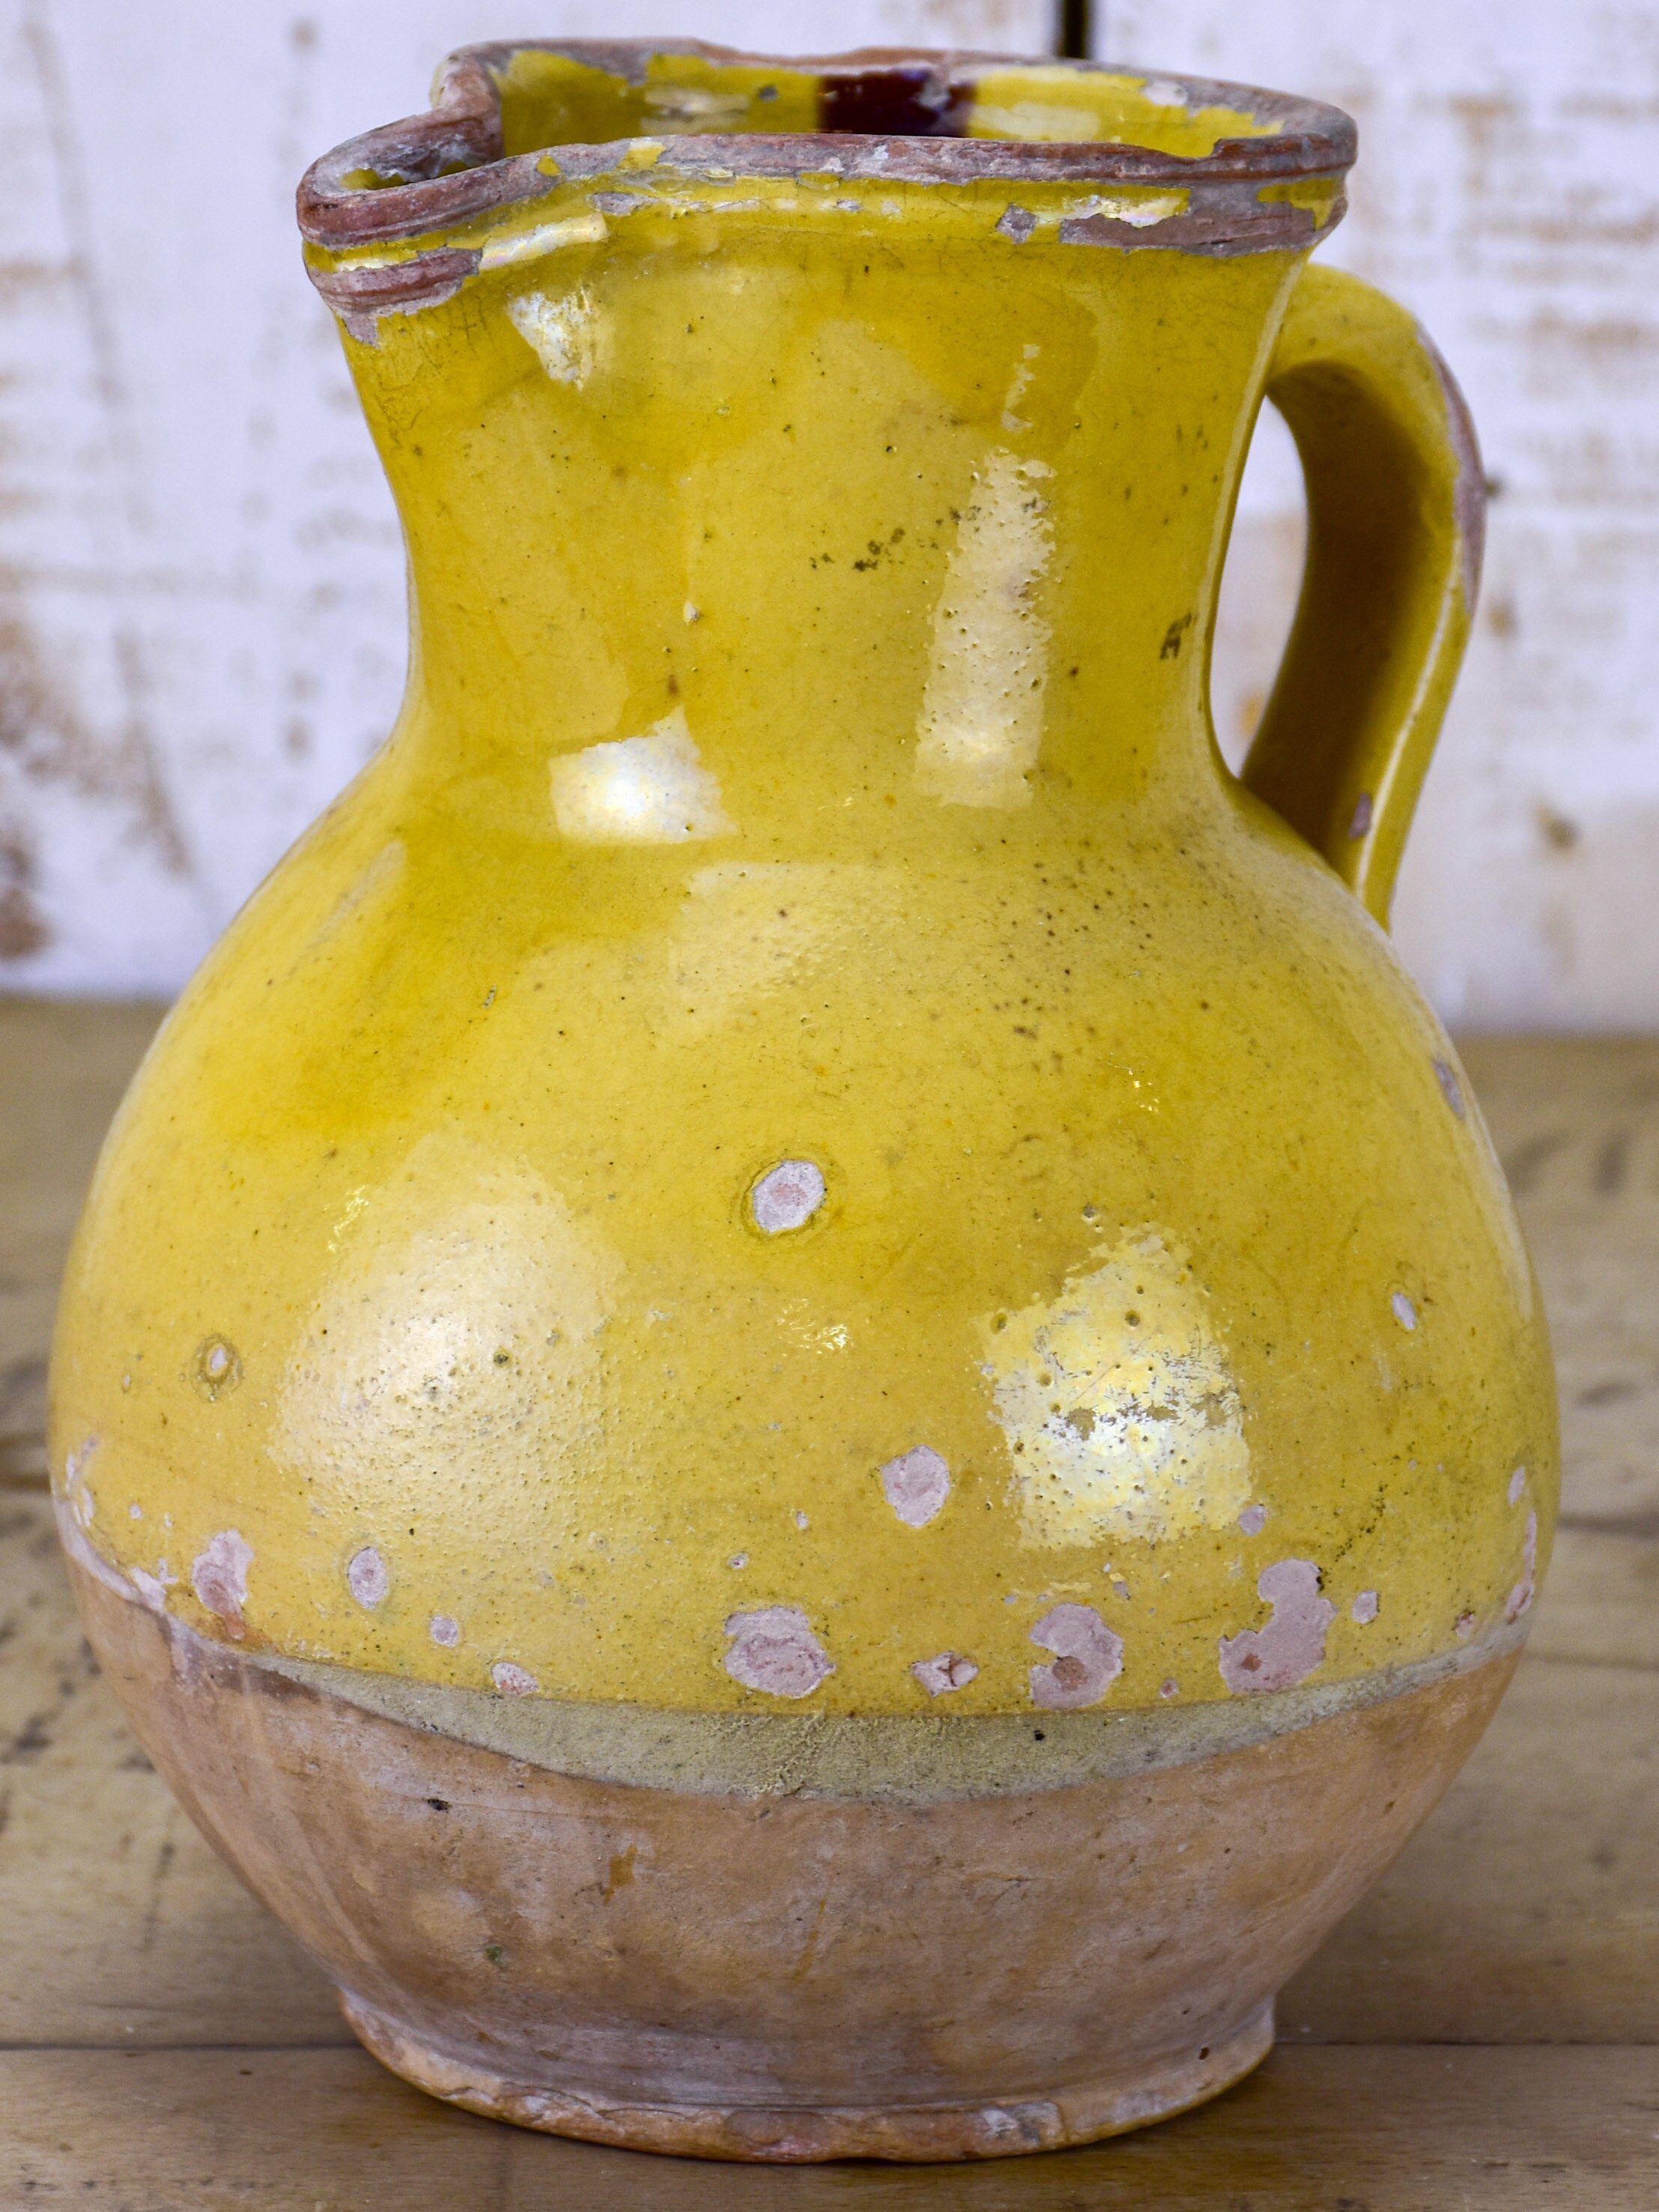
[70,1548,1518,2162]
[339,1985,1277,2161]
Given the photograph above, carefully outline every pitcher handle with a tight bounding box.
[1238,263,1485,927]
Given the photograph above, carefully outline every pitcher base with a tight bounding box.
[338,1988,1276,2163]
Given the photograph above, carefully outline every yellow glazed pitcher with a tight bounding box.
[51,43,1556,2162]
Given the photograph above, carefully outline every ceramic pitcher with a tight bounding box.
[51,42,1556,2162]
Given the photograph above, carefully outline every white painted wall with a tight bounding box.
[0,0,1654,1026]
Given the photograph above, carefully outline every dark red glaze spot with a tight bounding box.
[820,66,971,140]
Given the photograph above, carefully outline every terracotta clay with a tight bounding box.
[67,1536,1517,2160]
[51,43,1556,2159]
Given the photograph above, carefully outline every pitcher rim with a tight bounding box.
[298,40,1358,258]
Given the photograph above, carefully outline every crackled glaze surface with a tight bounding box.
[51,46,1553,1727]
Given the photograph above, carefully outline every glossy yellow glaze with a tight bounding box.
[50,76,1556,1718]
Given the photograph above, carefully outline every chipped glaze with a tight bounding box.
[722,1605,834,1697]
[1029,1602,1125,1710]
[912,1649,979,1697]
[880,1445,953,1528]
[1218,1559,1338,1694]
[49,40,1556,2163]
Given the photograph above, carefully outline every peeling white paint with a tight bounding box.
[0,2,1652,1027]
[1238,1503,1267,1537]
[491,1660,538,1697]
[1136,0,1659,1031]
[1508,1466,1527,1507]
[1391,1292,1419,1332]
[428,1613,460,1649]
[1352,1588,1380,1624]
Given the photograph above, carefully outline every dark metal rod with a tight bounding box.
[1057,0,1093,59]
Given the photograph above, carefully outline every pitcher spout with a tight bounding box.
[300,45,1353,837]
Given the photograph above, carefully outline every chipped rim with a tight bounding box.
[297,39,1357,256]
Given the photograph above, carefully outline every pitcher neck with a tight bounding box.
[363,252,1295,839]
[345,204,1310,842]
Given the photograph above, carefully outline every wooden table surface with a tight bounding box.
[3,1002,1658,2208]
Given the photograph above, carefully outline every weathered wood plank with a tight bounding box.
[1282,1648,1659,2042]
[1526,1524,1659,1670]
[0,1488,348,2047]
[0,998,163,1476]
[2,2044,1656,2210]
[1460,1037,1659,1528]
[1287,1260,1659,2049]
